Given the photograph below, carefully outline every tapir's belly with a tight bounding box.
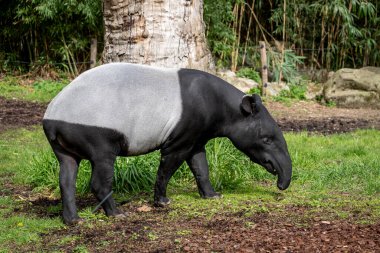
[44,63,183,155]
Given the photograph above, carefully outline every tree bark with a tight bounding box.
[102,0,214,71]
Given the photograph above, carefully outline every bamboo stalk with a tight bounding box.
[233,2,245,71]
[279,0,286,83]
[231,3,238,71]
[242,0,255,66]
[259,41,268,96]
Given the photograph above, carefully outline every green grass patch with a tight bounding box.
[0,214,62,250]
[0,128,64,251]
[0,76,69,103]
[25,129,380,199]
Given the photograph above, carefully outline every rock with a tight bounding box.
[323,67,380,108]
[266,81,289,97]
[306,82,323,100]
[217,70,290,95]
[217,70,259,93]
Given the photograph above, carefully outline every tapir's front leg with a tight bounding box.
[186,146,221,199]
[154,151,188,207]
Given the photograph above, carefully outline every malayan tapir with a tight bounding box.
[43,63,292,225]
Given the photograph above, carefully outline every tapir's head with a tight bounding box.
[230,94,292,190]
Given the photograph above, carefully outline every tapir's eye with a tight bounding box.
[263,137,272,145]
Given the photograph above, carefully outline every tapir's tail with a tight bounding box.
[42,119,57,142]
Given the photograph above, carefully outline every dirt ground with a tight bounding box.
[1,96,380,252]
[1,97,380,134]
[0,97,46,133]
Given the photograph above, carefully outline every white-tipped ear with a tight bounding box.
[240,95,254,115]
[240,94,261,116]
[252,94,262,104]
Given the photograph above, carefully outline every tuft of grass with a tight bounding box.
[26,137,270,195]
[0,76,69,103]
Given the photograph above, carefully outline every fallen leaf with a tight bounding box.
[137,205,152,212]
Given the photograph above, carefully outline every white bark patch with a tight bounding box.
[103,0,213,71]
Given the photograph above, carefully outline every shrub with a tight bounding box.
[236,67,262,84]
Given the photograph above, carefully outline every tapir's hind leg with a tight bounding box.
[90,156,125,217]
[186,146,221,199]
[50,142,82,225]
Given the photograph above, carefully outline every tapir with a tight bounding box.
[43,63,292,225]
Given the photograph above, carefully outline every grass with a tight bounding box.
[25,129,380,198]
[0,76,69,103]
[0,127,379,250]
[0,129,64,251]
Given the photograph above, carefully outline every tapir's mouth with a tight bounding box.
[250,156,291,191]
[250,156,278,176]
[263,160,278,175]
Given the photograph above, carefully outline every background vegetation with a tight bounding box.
[1,0,379,76]
[204,0,380,71]
[0,0,103,76]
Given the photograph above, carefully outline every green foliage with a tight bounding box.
[236,67,261,83]
[203,0,380,72]
[273,83,307,102]
[247,86,261,95]
[0,0,103,74]
[267,50,305,82]
[1,0,379,75]
[204,0,236,68]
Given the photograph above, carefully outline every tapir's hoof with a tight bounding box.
[154,197,171,207]
[64,217,85,226]
[202,192,222,199]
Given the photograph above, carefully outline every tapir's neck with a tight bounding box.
[206,75,246,138]
[176,69,246,141]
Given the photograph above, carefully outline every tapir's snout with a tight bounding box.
[277,175,291,190]
[249,152,292,190]
[276,156,292,191]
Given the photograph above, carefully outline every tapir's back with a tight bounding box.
[44,63,182,155]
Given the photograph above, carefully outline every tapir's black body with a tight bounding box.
[43,63,292,224]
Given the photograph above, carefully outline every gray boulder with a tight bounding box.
[323,67,380,108]
[217,70,259,93]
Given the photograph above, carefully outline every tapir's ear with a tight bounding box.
[241,94,261,115]
[252,94,262,105]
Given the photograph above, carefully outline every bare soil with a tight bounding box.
[266,100,380,134]
[1,97,379,134]
[1,96,380,252]
[0,97,46,133]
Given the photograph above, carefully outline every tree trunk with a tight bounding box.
[102,0,214,71]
